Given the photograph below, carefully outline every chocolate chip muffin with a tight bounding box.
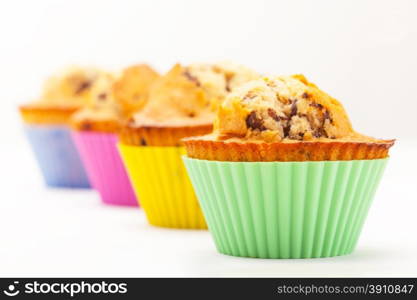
[69,64,160,206]
[119,62,259,146]
[184,75,394,161]
[19,66,105,125]
[182,74,395,257]
[117,61,259,229]
[19,66,105,188]
[70,64,160,133]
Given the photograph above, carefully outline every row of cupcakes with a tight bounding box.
[19,62,258,210]
[19,63,394,258]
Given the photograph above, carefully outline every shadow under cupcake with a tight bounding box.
[183,74,394,258]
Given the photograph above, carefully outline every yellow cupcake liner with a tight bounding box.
[118,144,207,229]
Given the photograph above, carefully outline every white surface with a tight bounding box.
[0,0,416,277]
[0,137,416,277]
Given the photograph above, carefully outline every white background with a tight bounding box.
[0,0,416,277]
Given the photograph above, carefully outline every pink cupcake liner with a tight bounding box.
[72,131,138,206]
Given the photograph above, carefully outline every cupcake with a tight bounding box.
[71,64,159,206]
[183,75,394,258]
[19,67,104,188]
[118,62,259,228]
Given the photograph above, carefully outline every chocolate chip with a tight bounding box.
[225,76,231,92]
[288,130,304,140]
[323,110,333,124]
[314,127,328,138]
[283,124,291,137]
[183,71,200,87]
[98,93,107,101]
[127,117,135,126]
[302,92,309,99]
[225,84,231,92]
[310,102,323,109]
[266,80,276,88]
[81,122,92,131]
[243,91,256,101]
[290,100,298,117]
[140,138,147,146]
[188,112,195,118]
[267,108,280,121]
[313,131,322,138]
[246,111,266,131]
[323,110,330,120]
[75,81,91,95]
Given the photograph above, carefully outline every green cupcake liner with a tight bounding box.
[183,157,388,259]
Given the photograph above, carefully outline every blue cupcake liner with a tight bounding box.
[24,125,90,188]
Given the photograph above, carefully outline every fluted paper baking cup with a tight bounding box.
[24,125,90,188]
[72,132,138,206]
[183,157,388,258]
[118,144,207,229]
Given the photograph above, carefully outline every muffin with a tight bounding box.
[70,64,159,206]
[183,75,394,258]
[19,67,105,188]
[20,67,100,125]
[118,62,259,228]
[113,64,160,116]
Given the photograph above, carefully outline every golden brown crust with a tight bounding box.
[131,64,213,125]
[183,138,395,162]
[112,64,160,116]
[214,75,353,142]
[119,124,212,146]
[19,105,79,125]
[70,117,121,133]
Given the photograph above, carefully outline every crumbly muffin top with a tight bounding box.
[71,73,122,124]
[71,64,159,126]
[213,75,356,142]
[112,64,160,116]
[33,66,104,108]
[129,62,259,127]
[185,61,259,109]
